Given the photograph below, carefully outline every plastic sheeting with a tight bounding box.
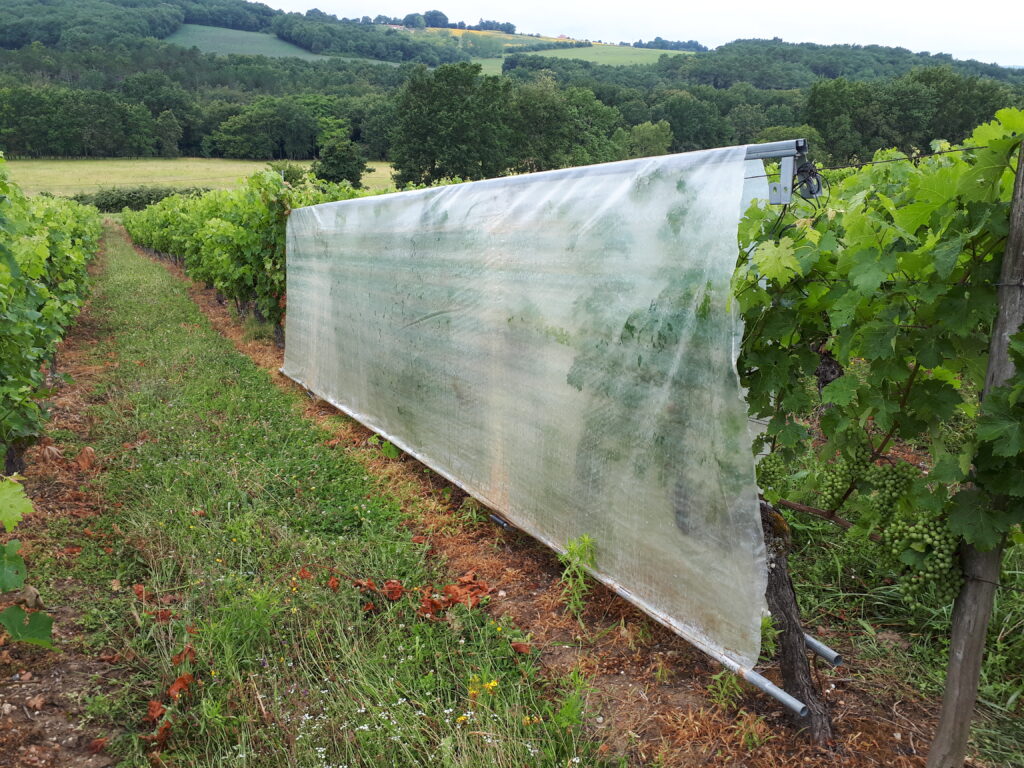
[283,147,768,667]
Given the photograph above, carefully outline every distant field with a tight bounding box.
[164,24,331,61]
[471,57,504,75]
[361,161,395,191]
[470,41,690,74]
[419,27,567,46]
[163,24,686,70]
[7,158,293,195]
[7,158,396,195]
[520,44,689,65]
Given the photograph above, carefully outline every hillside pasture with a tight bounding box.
[164,24,332,60]
[521,43,690,65]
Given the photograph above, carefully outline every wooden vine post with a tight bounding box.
[761,502,834,743]
[926,146,1024,768]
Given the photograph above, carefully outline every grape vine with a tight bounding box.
[122,172,370,332]
[0,154,102,471]
[737,108,1024,612]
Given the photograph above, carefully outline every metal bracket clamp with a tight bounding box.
[745,138,820,205]
[769,155,796,205]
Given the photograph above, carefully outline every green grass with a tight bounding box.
[164,24,331,61]
[5,158,395,196]
[471,42,691,74]
[470,57,505,76]
[361,160,395,192]
[6,158,293,195]
[518,44,690,66]
[58,224,597,766]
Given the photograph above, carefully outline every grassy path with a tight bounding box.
[14,223,1014,767]
[39,225,589,767]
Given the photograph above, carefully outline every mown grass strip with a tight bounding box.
[74,225,594,767]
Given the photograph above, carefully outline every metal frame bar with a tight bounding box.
[744,139,810,204]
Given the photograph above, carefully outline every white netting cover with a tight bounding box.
[284,147,768,666]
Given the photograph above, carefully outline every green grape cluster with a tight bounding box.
[882,512,962,609]
[755,451,787,493]
[817,444,872,510]
[865,461,918,519]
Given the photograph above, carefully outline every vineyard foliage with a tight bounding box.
[737,108,1024,609]
[122,172,369,327]
[120,113,1024,613]
[0,155,102,464]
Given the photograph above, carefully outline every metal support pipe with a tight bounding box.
[482,507,810,717]
[487,513,511,530]
[744,138,808,161]
[717,655,809,718]
[804,633,843,667]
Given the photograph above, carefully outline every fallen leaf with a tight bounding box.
[417,594,448,618]
[510,642,531,654]
[61,546,83,557]
[75,447,97,471]
[171,645,196,666]
[382,579,404,601]
[110,579,122,592]
[19,671,32,681]
[410,535,427,544]
[353,579,378,593]
[158,594,182,605]
[324,438,343,447]
[87,738,108,754]
[362,602,376,613]
[297,567,314,581]
[132,584,150,602]
[39,444,63,463]
[145,700,166,723]
[26,694,45,710]
[147,609,173,623]
[192,509,206,518]
[141,720,173,747]
[326,576,340,592]
[98,650,121,663]
[167,673,193,700]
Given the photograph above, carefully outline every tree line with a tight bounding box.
[0,1,1022,172]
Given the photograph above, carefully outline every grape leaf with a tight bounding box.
[0,605,53,648]
[752,237,801,286]
[0,477,34,533]
[947,489,1020,550]
[821,375,859,407]
[976,391,1024,458]
[0,541,26,592]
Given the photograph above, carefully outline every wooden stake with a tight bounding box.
[927,145,1024,768]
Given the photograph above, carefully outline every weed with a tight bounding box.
[759,614,780,661]
[706,669,744,712]
[241,315,275,342]
[558,535,596,625]
[731,710,775,750]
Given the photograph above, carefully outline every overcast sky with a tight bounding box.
[263,0,1022,67]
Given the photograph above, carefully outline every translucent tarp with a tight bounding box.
[284,147,768,666]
